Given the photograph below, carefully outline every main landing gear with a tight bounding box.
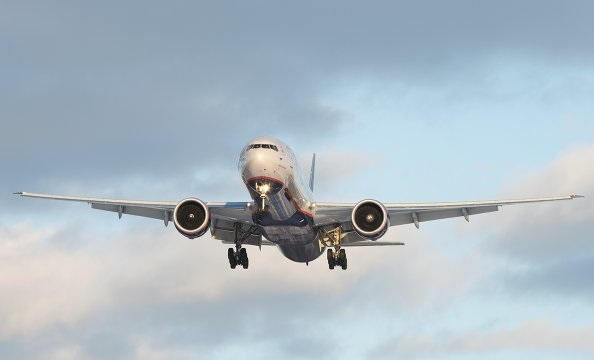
[228,247,248,269]
[227,223,260,270]
[327,248,347,270]
[320,225,348,270]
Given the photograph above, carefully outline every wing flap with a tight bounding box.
[384,195,581,210]
[92,203,172,222]
[389,205,499,226]
[341,241,405,247]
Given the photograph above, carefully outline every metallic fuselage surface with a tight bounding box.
[239,137,322,262]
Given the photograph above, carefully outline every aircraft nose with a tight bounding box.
[240,149,283,184]
[243,150,266,169]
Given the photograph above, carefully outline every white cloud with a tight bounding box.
[373,319,594,357]
[467,143,594,263]
[47,345,91,360]
[0,223,113,337]
[0,216,482,343]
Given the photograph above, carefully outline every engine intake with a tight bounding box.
[173,198,210,239]
[351,199,389,240]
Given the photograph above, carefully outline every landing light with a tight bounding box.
[257,183,271,194]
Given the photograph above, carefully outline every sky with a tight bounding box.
[1,0,594,359]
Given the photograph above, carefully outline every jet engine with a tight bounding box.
[173,198,210,239]
[351,199,389,240]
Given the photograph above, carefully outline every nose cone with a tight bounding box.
[239,137,285,185]
[241,147,278,181]
[243,148,267,170]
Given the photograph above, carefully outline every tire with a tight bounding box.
[327,249,335,270]
[228,248,237,269]
[339,249,347,270]
[239,248,249,269]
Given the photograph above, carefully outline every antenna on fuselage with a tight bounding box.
[309,153,316,192]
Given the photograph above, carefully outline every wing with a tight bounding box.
[314,194,583,229]
[15,192,257,241]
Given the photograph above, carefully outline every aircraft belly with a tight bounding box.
[256,187,322,263]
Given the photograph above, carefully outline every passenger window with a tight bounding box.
[262,144,271,149]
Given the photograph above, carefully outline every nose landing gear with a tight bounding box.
[258,195,267,212]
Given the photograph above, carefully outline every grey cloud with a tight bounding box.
[3,0,594,190]
[476,144,594,300]
[0,295,335,360]
[0,220,478,359]
[486,144,594,262]
[369,319,594,358]
[504,253,594,300]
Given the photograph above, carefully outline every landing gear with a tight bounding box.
[326,248,347,270]
[339,249,347,270]
[259,195,267,212]
[227,247,249,269]
[228,223,259,270]
[228,248,237,269]
[239,248,248,269]
[321,225,348,270]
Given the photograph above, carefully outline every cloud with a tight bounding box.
[0,218,482,359]
[487,143,594,262]
[504,254,594,300]
[3,0,594,197]
[465,143,594,300]
[370,319,594,358]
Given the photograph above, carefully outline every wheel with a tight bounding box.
[327,249,335,270]
[339,249,347,270]
[239,248,249,269]
[228,248,237,269]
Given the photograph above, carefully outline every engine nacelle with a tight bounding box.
[351,199,389,240]
[173,198,210,239]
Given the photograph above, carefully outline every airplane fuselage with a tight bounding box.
[239,137,322,262]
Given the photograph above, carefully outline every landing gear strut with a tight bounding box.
[320,225,348,270]
[227,223,259,270]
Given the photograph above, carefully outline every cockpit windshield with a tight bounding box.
[247,144,278,151]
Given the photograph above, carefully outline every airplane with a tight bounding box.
[16,136,583,270]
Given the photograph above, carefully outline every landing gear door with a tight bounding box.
[210,217,263,247]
